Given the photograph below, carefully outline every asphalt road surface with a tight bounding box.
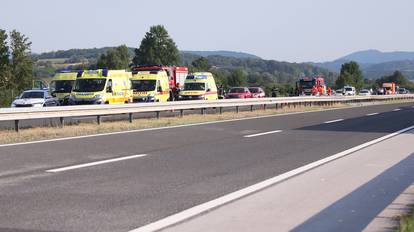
[0,105,255,130]
[0,102,413,232]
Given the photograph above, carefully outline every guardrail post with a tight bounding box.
[236,106,240,113]
[59,117,65,127]
[275,103,279,110]
[219,107,223,114]
[263,104,267,111]
[14,120,19,132]
[201,108,205,115]
[156,111,160,119]
[129,113,133,123]
[97,116,101,125]
[180,109,184,118]
[250,105,254,112]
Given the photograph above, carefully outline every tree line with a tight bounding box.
[2,24,413,108]
[0,29,33,105]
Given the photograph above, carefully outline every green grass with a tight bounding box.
[396,206,414,232]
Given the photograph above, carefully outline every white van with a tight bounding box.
[343,86,356,96]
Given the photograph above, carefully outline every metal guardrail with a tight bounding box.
[1,95,414,132]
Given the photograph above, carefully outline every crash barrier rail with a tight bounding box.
[1,94,414,132]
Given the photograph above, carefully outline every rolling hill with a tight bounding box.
[313,50,414,79]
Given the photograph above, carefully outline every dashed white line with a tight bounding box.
[46,154,148,173]
[393,108,401,112]
[324,119,344,124]
[129,125,414,232]
[244,130,282,138]
[366,113,379,116]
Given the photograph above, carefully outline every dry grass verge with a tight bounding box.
[0,103,345,145]
[2,99,414,145]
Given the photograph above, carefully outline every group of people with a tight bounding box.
[311,86,333,96]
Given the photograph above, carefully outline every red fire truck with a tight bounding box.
[296,76,326,96]
[132,65,189,100]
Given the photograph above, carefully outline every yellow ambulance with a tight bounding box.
[179,72,218,100]
[131,70,170,102]
[50,71,78,105]
[71,69,132,105]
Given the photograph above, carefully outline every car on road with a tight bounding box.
[248,87,266,98]
[334,89,344,96]
[343,86,356,96]
[225,87,252,99]
[358,89,371,96]
[398,88,409,94]
[11,90,59,107]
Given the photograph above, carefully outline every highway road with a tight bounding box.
[0,105,256,130]
[0,102,413,231]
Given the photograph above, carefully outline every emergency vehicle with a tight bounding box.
[382,83,396,95]
[50,71,78,105]
[133,65,188,100]
[130,70,170,102]
[179,72,218,100]
[297,76,326,96]
[70,69,132,105]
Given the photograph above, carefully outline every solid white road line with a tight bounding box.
[366,113,379,116]
[393,108,401,112]
[0,107,351,148]
[244,130,282,138]
[46,154,147,173]
[323,119,344,124]
[129,125,414,232]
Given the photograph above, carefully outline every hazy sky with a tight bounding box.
[2,0,413,62]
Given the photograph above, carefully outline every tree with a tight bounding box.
[0,29,11,88]
[191,57,211,72]
[10,30,33,91]
[335,61,364,90]
[376,70,414,90]
[97,45,130,69]
[227,69,247,87]
[133,25,180,66]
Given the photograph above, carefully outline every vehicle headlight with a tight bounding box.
[11,102,16,107]
[148,93,156,98]
[94,94,103,99]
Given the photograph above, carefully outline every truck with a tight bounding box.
[296,76,326,96]
[382,82,396,95]
[132,65,188,100]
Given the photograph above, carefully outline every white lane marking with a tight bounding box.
[324,119,344,124]
[1,102,410,148]
[129,125,414,232]
[46,154,147,173]
[0,107,351,148]
[366,113,379,116]
[393,108,401,112]
[244,130,282,138]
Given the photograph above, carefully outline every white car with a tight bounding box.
[359,89,371,96]
[343,86,356,96]
[11,90,59,107]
